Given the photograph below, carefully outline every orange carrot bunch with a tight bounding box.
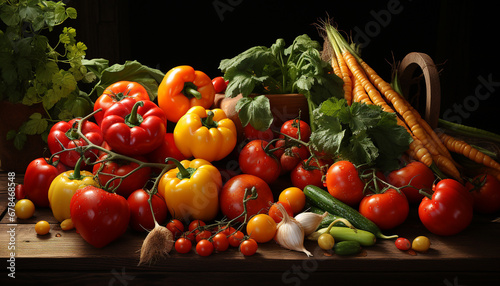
[321,21,500,182]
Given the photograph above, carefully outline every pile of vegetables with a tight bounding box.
[10,13,500,263]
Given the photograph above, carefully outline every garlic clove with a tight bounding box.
[274,203,313,257]
[294,211,329,236]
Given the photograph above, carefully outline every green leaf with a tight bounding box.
[235,95,273,131]
[224,69,269,98]
[21,112,48,135]
[42,88,59,110]
[6,130,27,151]
[66,7,77,19]
[0,4,20,26]
[19,4,40,22]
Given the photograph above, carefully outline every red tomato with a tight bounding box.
[219,174,274,222]
[418,179,473,236]
[145,133,186,165]
[228,230,245,247]
[92,154,151,198]
[239,140,281,184]
[386,161,435,204]
[166,219,185,238]
[280,119,311,142]
[325,161,364,206]
[395,237,411,251]
[188,220,206,232]
[196,239,214,256]
[240,238,258,256]
[127,189,168,232]
[359,189,409,230]
[466,174,500,214]
[70,186,130,248]
[268,201,294,223]
[291,159,326,190]
[94,81,150,126]
[212,76,228,93]
[212,232,229,252]
[23,157,66,207]
[175,237,192,254]
[243,124,274,141]
[195,230,212,243]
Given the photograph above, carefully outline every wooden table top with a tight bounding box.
[1,172,499,285]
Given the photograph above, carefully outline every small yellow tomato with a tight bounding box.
[412,236,431,252]
[279,187,306,214]
[246,214,277,243]
[35,220,50,235]
[15,199,35,219]
[60,218,74,231]
[318,233,335,250]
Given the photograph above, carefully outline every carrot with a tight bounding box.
[406,138,433,167]
[432,154,462,181]
[438,132,500,172]
[330,53,343,80]
[352,75,372,105]
[326,27,353,106]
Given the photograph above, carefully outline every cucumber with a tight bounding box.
[310,227,376,246]
[334,241,361,256]
[308,206,347,228]
[304,185,397,239]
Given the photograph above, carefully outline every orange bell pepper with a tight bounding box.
[157,65,215,122]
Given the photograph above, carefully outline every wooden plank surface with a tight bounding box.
[1,172,499,285]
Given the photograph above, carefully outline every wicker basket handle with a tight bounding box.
[398,52,441,129]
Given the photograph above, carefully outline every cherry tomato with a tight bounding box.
[395,237,411,251]
[228,230,245,247]
[291,159,326,190]
[246,214,277,243]
[240,238,258,256]
[412,236,431,252]
[219,174,274,222]
[196,239,214,256]
[318,233,335,250]
[325,161,364,206]
[35,220,50,235]
[386,161,435,204]
[175,237,192,254]
[212,76,228,93]
[218,225,236,237]
[127,189,168,232]
[166,219,185,238]
[60,218,74,231]
[359,189,409,230]
[243,124,274,141]
[196,230,212,243]
[212,232,229,252]
[466,174,500,214]
[188,220,206,232]
[280,119,311,142]
[268,201,294,223]
[239,140,281,184]
[15,199,35,219]
[278,187,306,215]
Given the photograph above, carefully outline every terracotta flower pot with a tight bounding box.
[212,93,309,141]
[0,101,47,172]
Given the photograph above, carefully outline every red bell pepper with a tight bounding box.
[22,157,67,207]
[100,98,167,155]
[418,179,474,236]
[47,118,104,168]
[145,133,186,165]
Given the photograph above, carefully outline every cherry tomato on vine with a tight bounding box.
[175,237,192,254]
[166,219,185,238]
[212,232,229,252]
[188,220,206,232]
[395,237,411,251]
[466,174,500,214]
[325,161,364,206]
[386,161,435,204]
[239,140,281,184]
[196,239,214,256]
[278,187,306,215]
[240,238,258,256]
[291,159,326,191]
[218,225,236,237]
[196,230,212,243]
[35,220,50,235]
[280,119,311,142]
[127,189,167,232]
[212,76,228,93]
[246,214,277,243]
[228,230,245,247]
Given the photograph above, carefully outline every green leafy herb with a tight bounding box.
[219,34,344,130]
[310,97,413,171]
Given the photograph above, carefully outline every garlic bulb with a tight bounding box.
[294,211,328,236]
[274,203,312,257]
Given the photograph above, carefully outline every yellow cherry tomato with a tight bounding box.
[35,220,50,235]
[246,214,277,243]
[412,236,431,252]
[278,187,306,214]
[318,233,335,250]
[15,199,35,219]
[60,218,74,231]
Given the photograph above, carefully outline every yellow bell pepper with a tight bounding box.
[48,158,98,222]
[173,106,237,162]
[158,158,222,222]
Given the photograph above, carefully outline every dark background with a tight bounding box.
[69,0,500,134]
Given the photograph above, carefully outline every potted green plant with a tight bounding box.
[0,0,95,171]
